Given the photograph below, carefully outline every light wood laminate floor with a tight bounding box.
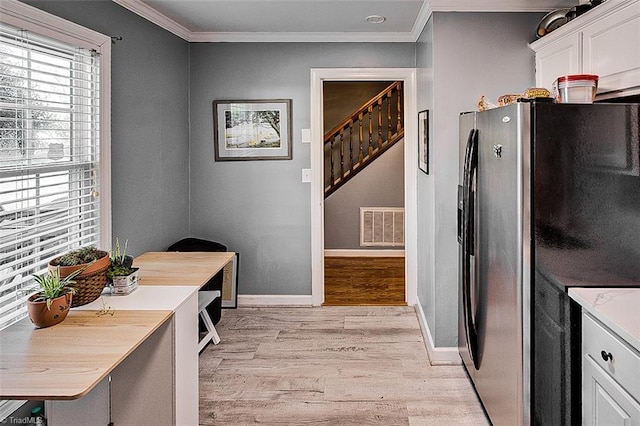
[199,306,489,425]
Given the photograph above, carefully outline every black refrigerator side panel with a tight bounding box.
[530,102,640,425]
[532,103,640,285]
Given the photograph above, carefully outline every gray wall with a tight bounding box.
[416,16,436,340]
[416,12,544,347]
[23,0,190,256]
[324,139,404,249]
[188,42,415,295]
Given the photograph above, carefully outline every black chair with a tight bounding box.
[166,238,227,325]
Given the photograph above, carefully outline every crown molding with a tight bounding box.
[113,0,432,42]
[410,0,434,40]
[113,0,191,41]
[189,31,420,43]
[113,0,554,43]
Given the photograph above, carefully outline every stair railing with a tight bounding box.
[324,81,404,197]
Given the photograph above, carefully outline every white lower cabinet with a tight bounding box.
[582,313,640,425]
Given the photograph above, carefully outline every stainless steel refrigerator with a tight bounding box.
[457,100,640,425]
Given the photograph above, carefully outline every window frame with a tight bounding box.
[0,0,111,417]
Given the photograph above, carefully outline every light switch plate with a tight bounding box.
[301,129,311,143]
[301,168,311,183]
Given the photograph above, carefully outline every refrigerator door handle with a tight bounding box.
[462,128,479,370]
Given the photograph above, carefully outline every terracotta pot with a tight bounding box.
[27,292,73,328]
[48,250,110,278]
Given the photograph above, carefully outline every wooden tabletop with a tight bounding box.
[0,309,172,400]
[133,251,235,288]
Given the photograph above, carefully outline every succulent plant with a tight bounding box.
[50,246,106,266]
[106,264,136,279]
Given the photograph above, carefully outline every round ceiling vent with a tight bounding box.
[365,15,386,24]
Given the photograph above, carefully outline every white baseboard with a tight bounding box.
[414,299,461,366]
[237,294,314,307]
[324,249,405,257]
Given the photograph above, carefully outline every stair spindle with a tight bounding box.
[387,89,393,141]
[397,83,402,134]
[368,106,373,157]
[339,129,344,178]
[349,121,354,172]
[358,112,364,162]
[330,136,335,186]
[377,99,383,147]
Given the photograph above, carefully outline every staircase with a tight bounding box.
[324,81,404,198]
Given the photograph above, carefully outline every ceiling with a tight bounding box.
[113,0,577,42]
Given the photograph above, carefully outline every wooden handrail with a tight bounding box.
[324,81,402,141]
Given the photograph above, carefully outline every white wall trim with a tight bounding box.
[310,68,418,308]
[410,0,433,41]
[324,249,405,257]
[190,31,420,43]
[237,295,314,307]
[113,0,192,41]
[414,299,461,366]
[1,0,111,49]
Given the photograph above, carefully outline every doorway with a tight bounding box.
[309,68,418,307]
[322,81,405,305]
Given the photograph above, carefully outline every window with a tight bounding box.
[0,1,111,332]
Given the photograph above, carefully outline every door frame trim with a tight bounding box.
[310,68,418,306]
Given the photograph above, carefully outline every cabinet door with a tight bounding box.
[535,33,581,92]
[583,356,640,425]
[582,1,640,95]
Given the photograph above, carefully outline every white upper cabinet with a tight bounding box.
[531,0,640,99]
[534,32,581,93]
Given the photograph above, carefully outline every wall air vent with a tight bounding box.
[360,207,405,247]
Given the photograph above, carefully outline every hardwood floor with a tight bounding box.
[199,306,489,425]
[324,256,405,305]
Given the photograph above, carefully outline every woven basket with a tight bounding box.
[70,264,109,308]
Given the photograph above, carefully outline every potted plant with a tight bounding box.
[27,266,83,328]
[107,239,138,295]
[48,246,110,307]
[48,246,110,278]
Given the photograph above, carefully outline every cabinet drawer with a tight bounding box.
[583,313,640,398]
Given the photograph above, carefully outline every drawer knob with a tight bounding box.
[600,350,613,362]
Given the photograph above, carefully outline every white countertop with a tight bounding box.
[569,287,640,351]
[75,285,200,312]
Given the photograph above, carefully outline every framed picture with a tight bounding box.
[418,109,429,174]
[213,99,292,161]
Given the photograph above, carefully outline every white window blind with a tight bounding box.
[0,21,102,331]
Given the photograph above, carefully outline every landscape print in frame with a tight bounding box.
[213,99,292,161]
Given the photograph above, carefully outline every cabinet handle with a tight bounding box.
[600,350,613,362]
